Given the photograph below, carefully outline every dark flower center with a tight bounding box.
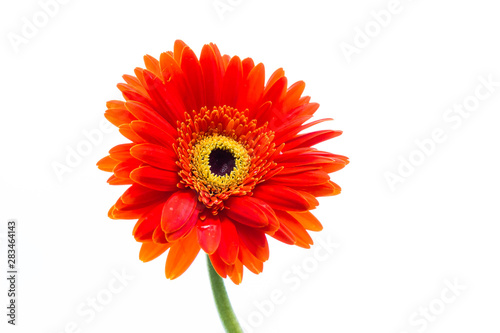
[209,148,236,176]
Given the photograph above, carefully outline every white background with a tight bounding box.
[1,0,500,332]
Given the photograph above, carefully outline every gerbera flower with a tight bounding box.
[97,40,348,285]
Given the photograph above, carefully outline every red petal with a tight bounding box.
[284,130,343,151]
[197,215,222,255]
[200,44,222,109]
[225,196,269,228]
[166,211,199,242]
[142,70,184,125]
[256,201,280,235]
[283,81,306,112]
[130,143,178,171]
[159,51,196,114]
[121,184,169,205]
[276,118,332,144]
[133,203,164,241]
[241,63,265,116]
[270,220,296,245]
[152,225,169,244]
[129,166,179,191]
[269,170,330,187]
[295,181,342,197]
[221,56,242,107]
[109,199,156,220]
[253,184,312,211]
[130,120,176,147]
[181,46,205,110]
[234,223,269,262]
[125,101,175,133]
[263,68,284,95]
[241,57,255,77]
[161,190,198,234]
[264,76,287,106]
[217,218,239,265]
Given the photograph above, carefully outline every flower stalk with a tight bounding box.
[207,255,243,333]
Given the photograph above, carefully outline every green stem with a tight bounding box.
[207,255,243,333]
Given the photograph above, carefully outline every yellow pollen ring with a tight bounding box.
[191,134,250,191]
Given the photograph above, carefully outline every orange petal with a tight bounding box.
[109,143,134,161]
[113,160,141,179]
[96,155,119,172]
[165,228,200,280]
[118,124,145,143]
[173,39,187,64]
[270,220,296,245]
[209,253,228,278]
[229,259,243,285]
[238,242,264,274]
[275,211,313,249]
[143,54,162,79]
[289,211,323,232]
[105,106,136,127]
[107,174,133,185]
[139,242,171,262]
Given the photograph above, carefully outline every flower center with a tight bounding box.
[209,148,235,176]
[176,106,280,213]
[191,134,250,192]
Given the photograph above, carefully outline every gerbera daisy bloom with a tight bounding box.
[97,40,348,285]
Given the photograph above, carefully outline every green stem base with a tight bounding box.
[207,255,243,333]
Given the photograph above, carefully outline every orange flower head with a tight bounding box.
[97,40,349,284]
